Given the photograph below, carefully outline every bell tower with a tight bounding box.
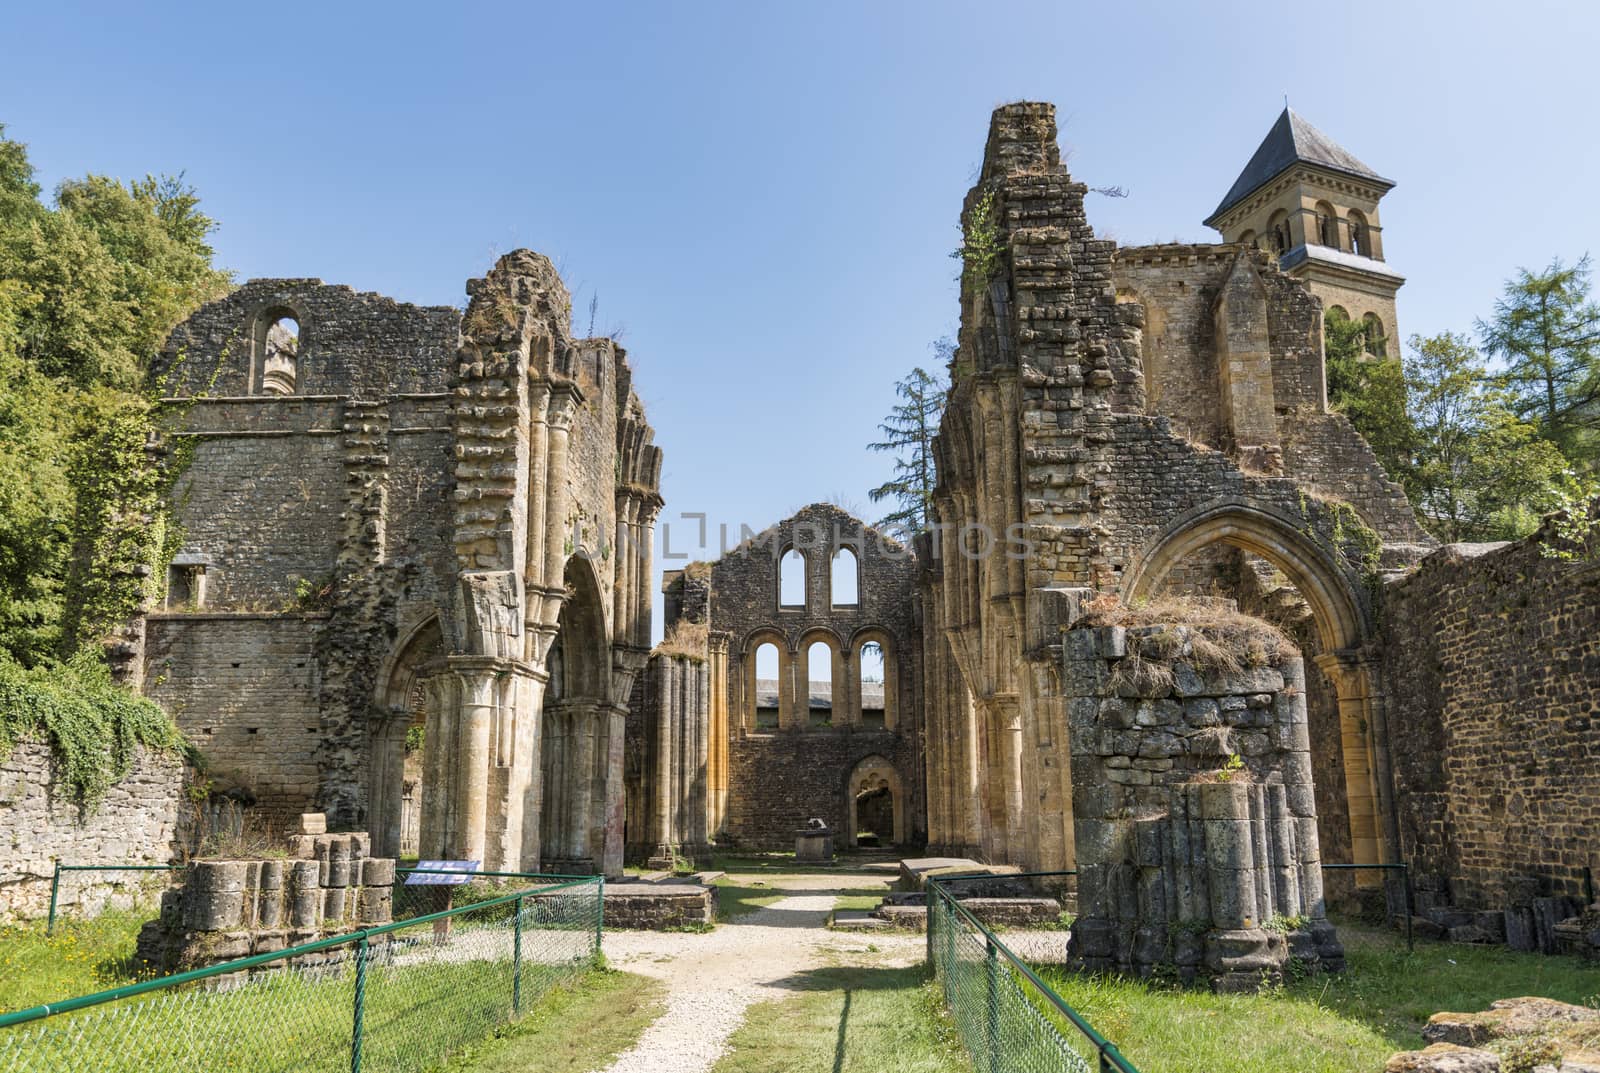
[1206,108,1403,357]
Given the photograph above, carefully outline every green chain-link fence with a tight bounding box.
[0,875,602,1073]
[927,875,1139,1073]
[45,863,178,934]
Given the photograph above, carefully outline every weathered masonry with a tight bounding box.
[141,250,661,878]
[920,101,1600,951]
[632,505,925,856]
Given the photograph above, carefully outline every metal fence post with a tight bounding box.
[47,861,62,936]
[513,895,524,1014]
[926,883,936,972]
[985,935,1000,1073]
[594,875,605,961]
[351,933,369,1073]
[1402,864,1414,953]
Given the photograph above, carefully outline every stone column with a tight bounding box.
[652,658,676,859]
[451,659,499,866]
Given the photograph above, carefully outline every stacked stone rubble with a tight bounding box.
[136,821,394,975]
[1063,624,1343,991]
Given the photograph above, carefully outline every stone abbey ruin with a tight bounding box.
[6,102,1598,989]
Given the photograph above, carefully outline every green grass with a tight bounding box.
[1,914,598,1072]
[711,965,968,1073]
[1031,924,1600,1073]
[712,853,882,876]
[714,879,787,921]
[0,908,150,1013]
[438,970,666,1072]
[831,888,888,913]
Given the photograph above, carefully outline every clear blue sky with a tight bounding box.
[5,0,1597,612]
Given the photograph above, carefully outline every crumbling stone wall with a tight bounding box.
[703,504,924,850]
[1383,522,1600,912]
[138,252,662,879]
[0,744,184,921]
[144,613,323,821]
[1062,623,1343,990]
[136,831,395,974]
[923,102,1424,882]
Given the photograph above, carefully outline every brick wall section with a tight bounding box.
[704,504,925,848]
[724,729,916,848]
[1383,527,1600,908]
[144,614,324,821]
[0,743,184,920]
[153,279,458,399]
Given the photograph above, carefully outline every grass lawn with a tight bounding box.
[438,970,665,1073]
[0,908,150,1013]
[713,879,787,921]
[831,888,888,913]
[1034,923,1600,1073]
[712,965,968,1073]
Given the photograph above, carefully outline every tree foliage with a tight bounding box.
[0,123,230,664]
[1477,255,1600,467]
[868,347,949,537]
[1400,333,1573,543]
[1325,308,1411,483]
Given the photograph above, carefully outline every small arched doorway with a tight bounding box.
[845,755,904,848]
[370,616,444,859]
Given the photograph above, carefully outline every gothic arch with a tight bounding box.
[1121,499,1370,653]
[845,754,904,847]
[1120,497,1396,877]
[369,614,444,858]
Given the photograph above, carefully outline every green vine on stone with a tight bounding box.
[952,185,1004,299]
[0,654,186,808]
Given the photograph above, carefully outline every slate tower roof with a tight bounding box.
[1206,108,1394,226]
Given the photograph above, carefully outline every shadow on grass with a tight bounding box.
[713,964,967,1073]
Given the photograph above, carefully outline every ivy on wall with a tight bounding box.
[0,653,185,807]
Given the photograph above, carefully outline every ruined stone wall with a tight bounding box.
[1062,623,1342,990]
[724,729,915,849]
[1383,526,1600,910]
[0,744,184,921]
[142,256,662,877]
[706,504,924,848]
[625,652,711,865]
[1112,246,1425,545]
[154,279,458,399]
[144,613,324,821]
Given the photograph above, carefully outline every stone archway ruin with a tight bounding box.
[845,754,904,848]
[1120,499,1398,884]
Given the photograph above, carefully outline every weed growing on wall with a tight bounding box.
[952,185,1003,300]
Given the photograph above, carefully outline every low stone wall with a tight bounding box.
[0,742,184,922]
[135,833,395,974]
[1382,520,1600,935]
[596,883,715,929]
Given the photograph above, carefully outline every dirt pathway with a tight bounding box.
[596,871,920,1073]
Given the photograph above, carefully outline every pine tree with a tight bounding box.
[867,348,949,537]
[1476,255,1600,468]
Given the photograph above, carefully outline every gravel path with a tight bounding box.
[597,872,920,1073]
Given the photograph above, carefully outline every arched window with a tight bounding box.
[1347,210,1370,257]
[806,641,833,727]
[1266,210,1290,254]
[753,642,781,729]
[1362,313,1387,358]
[859,640,885,728]
[779,549,806,609]
[1314,201,1339,248]
[831,547,859,608]
[258,312,300,395]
